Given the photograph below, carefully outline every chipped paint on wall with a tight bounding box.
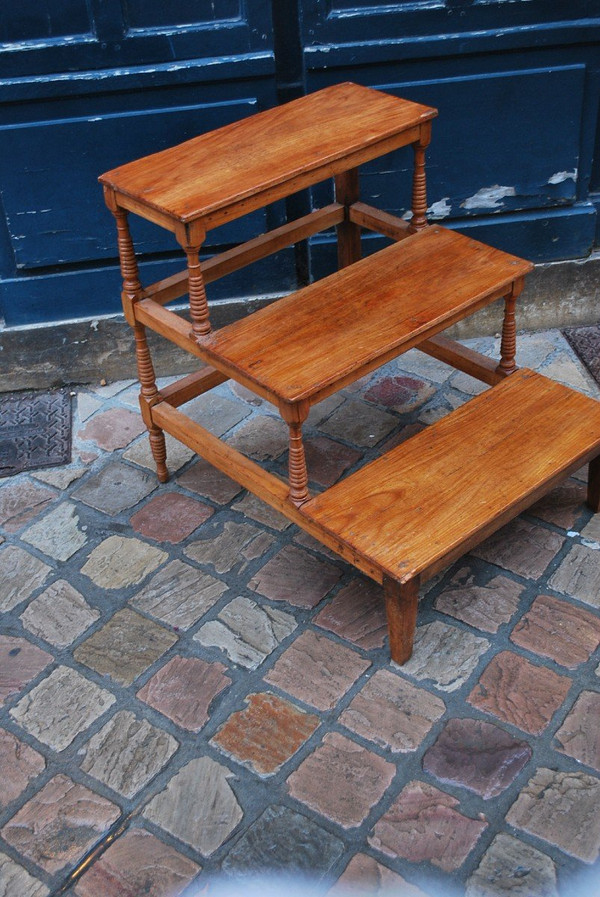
[548,169,577,184]
[428,197,451,219]
[461,185,517,211]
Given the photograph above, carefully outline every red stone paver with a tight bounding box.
[340,669,445,752]
[369,780,487,872]
[0,635,53,705]
[434,567,523,633]
[0,480,55,533]
[137,655,231,731]
[329,852,428,896]
[554,691,600,770]
[468,651,572,734]
[1,774,120,874]
[0,729,46,810]
[212,692,319,776]
[130,492,214,542]
[472,519,565,580]
[74,826,200,897]
[177,457,242,504]
[364,374,434,413]
[287,732,395,829]
[314,577,387,649]
[265,629,370,711]
[528,479,587,529]
[78,407,146,450]
[303,436,362,487]
[422,718,532,798]
[510,593,600,668]
[248,545,342,608]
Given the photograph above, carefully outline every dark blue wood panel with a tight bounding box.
[0,0,92,42]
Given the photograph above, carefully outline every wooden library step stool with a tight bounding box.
[99,82,600,665]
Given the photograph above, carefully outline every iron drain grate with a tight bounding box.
[0,390,72,478]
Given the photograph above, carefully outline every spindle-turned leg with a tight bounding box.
[176,224,211,338]
[335,168,362,268]
[112,206,168,482]
[383,574,420,665]
[496,278,524,376]
[588,455,600,512]
[279,400,310,507]
[410,126,431,232]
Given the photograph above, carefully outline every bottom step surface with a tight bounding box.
[301,369,600,585]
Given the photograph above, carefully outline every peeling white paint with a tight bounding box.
[548,169,577,184]
[428,197,451,219]
[461,185,516,210]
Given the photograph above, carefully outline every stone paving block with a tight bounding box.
[0,635,53,705]
[580,514,600,543]
[80,535,167,590]
[137,655,231,731]
[528,479,587,530]
[32,466,86,490]
[306,392,345,427]
[248,545,342,608]
[506,768,600,863]
[0,545,51,613]
[329,853,428,896]
[0,729,46,809]
[472,519,565,580]
[143,756,243,856]
[265,629,370,711]
[540,355,594,394]
[302,436,362,487]
[74,608,177,686]
[368,780,487,872]
[554,691,600,770]
[177,458,243,504]
[422,718,532,798]
[123,430,195,474]
[320,399,398,447]
[185,521,275,575]
[76,392,103,422]
[10,666,115,751]
[212,692,319,776]
[20,580,100,648]
[364,374,435,413]
[231,492,293,531]
[73,461,156,515]
[194,595,297,669]
[21,501,88,561]
[229,380,264,406]
[548,543,600,608]
[451,371,488,396]
[186,392,250,437]
[287,732,395,829]
[510,593,600,667]
[79,709,178,797]
[468,651,571,735]
[130,492,214,543]
[130,560,227,630]
[314,578,387,649]
[339,669,446,753]
[434,567,523,633]
[0,480,54,533]
[77,407,146,451]
[1,774,120,875]
[73,826,201,897]
[226,415,288,460]
[396,347,454,383]
[220,804,344,880]
[465,832,558,897]
[0,851,49,897]
[401,621,490,692]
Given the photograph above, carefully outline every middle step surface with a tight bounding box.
[300,369,600,585]
[199,225,532,404]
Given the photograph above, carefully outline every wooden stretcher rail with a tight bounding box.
[348,202,413,241]
[418,334,505,385]
[159,367,229,408]
[142,203,345,306]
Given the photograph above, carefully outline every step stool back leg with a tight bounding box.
[383,574,420,665]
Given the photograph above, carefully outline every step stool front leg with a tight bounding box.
[496,276,525,376]
[383,574,420,665]
[279,400,310,507]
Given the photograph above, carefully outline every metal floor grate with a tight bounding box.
[0,390,72,478]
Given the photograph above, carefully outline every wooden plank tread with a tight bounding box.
[301,370,600,583]
[199,225,532,403]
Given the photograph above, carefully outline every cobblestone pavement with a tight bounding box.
[1,329,600,897]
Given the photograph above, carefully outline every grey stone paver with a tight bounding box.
[1,330,600,896]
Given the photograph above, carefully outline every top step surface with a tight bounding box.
[301,369,600,583]
[199,225,532,403]
[98,83,436,225]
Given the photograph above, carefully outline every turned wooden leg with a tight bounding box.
[587,455,600,512]
[134,323,169,483]
[409,124,431,233]
[185,244,212,337]
[496,293,518,376]
[335,168,361,268]
[383,574,420,665]
[279,400,310,507]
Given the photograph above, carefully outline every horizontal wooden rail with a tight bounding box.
[418,334,505,385]
[142,203,345,306]
[159,367,229,408]
[348,202,412,241]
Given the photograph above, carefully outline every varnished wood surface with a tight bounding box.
[200,226,533,403]
[99,83,436,226]
[302,370,600,583]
